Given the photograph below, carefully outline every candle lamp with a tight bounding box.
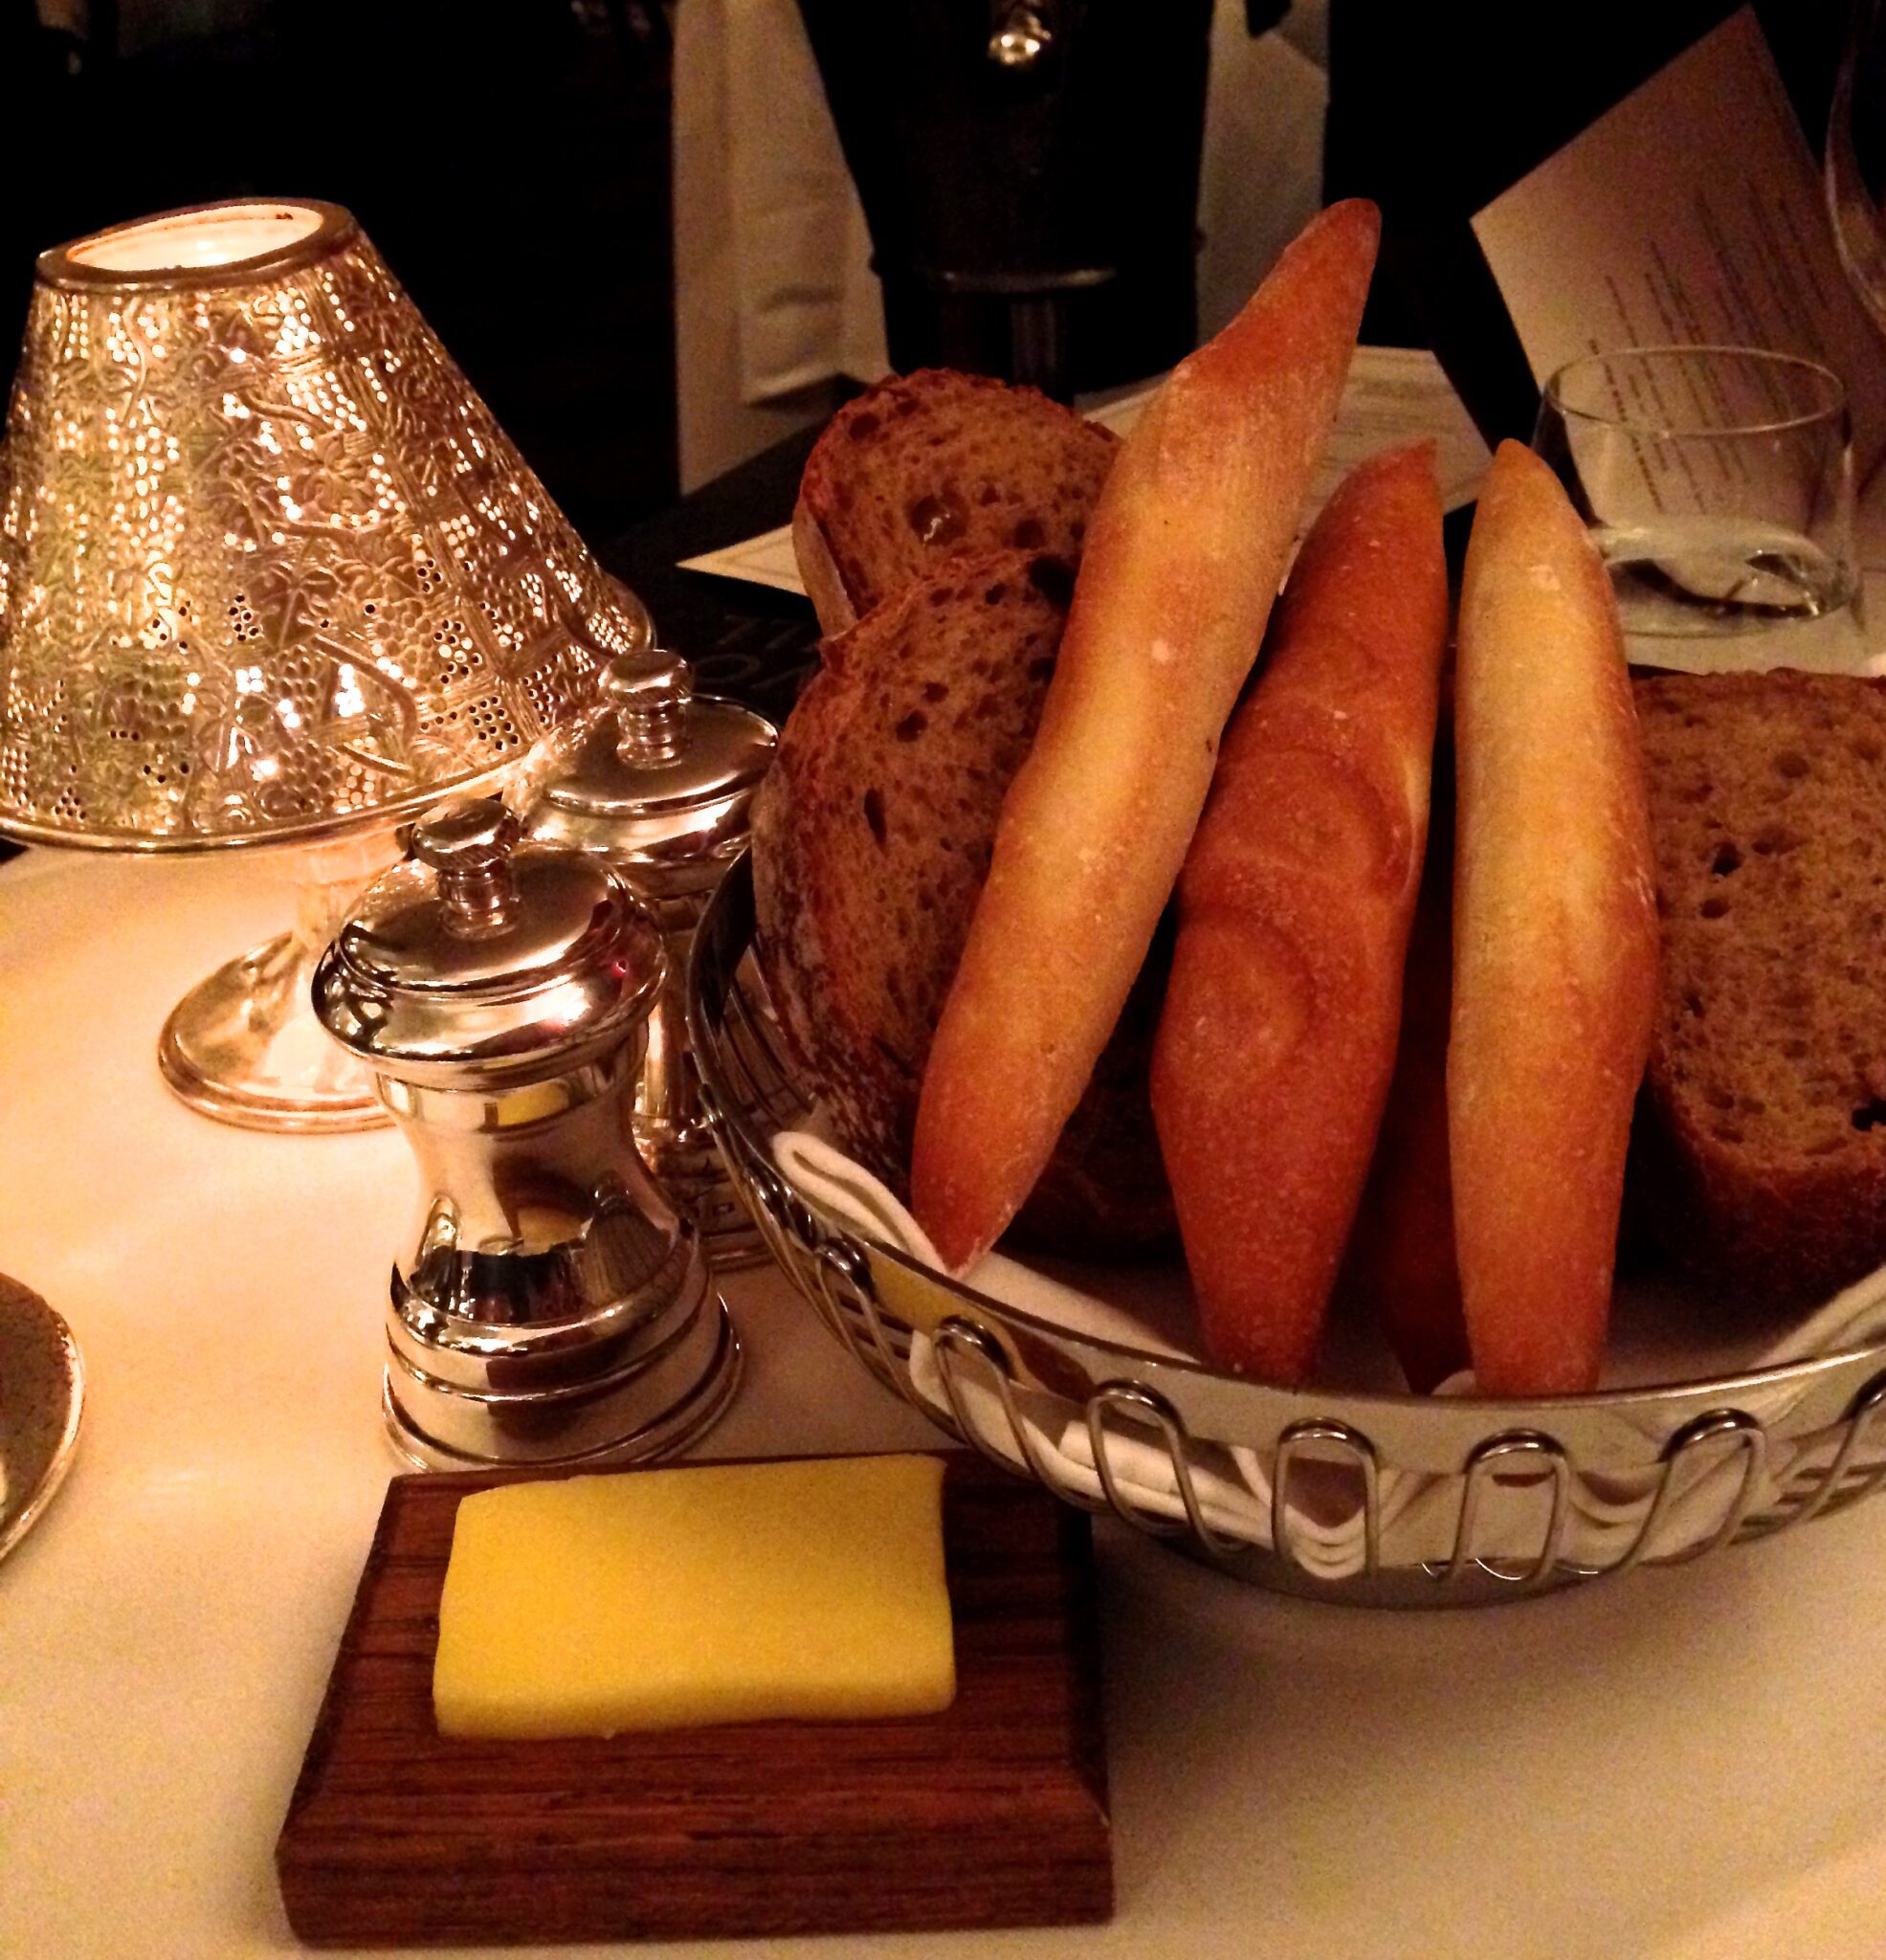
[0,200,650,1130]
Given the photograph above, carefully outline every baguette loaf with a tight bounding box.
[1150,443,1449,1382]
[792,370,1117,636]
[911,200,1381,1273]
[1632,669,1886,1303]
[751,548,1173,1254]
[1450,441,1659,1395]
[1342,742,1466,1393]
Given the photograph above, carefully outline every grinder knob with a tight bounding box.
[410,797,521,934]
[602,649,693,766]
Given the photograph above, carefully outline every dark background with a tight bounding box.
[1326,0,1852,444]
[0,0,1858,537]
[0,0,1860,601]
[0,0,679,542]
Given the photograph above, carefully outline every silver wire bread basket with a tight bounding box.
[690,855,1886,1607]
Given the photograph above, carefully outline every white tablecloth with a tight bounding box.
[4,845,1886,1959]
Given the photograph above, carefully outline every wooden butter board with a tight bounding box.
[277,1453,1110,1948]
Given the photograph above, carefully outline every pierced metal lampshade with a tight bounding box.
[0,199,651,1129]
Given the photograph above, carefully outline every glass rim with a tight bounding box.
[1542,345,1849,440]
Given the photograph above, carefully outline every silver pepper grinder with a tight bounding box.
[311,797,741,1471]
[523,649,777,1267]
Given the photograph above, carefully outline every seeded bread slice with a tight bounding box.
[1634,669,1886,1302]
[792,370,1117,635]
[752,547,1173,1256]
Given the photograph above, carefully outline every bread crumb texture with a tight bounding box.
[1635,669,1886,1301]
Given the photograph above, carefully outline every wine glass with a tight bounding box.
[1828,0,1886,336]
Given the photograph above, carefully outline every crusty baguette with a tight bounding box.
[1450,440,1659,1395]
[1149,443,1449,1382]
[751,547,1173,1254]
[792,369,1117,636]
[1342,742,1466,1393]
[911,200,1381,1272]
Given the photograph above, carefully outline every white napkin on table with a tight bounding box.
[771,1131,1886,1580]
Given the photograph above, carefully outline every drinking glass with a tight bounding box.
[1532,345,1866,674]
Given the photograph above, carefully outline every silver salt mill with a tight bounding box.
[523,649,776,1266]
[311,797,741,1471]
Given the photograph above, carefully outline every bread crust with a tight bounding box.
[1450,441,1659,1395]
[911,201,1381,1272]
[1150,444,1449,1382]
[792,501,858,637]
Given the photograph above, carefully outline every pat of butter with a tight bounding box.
[433,1455,954,1738]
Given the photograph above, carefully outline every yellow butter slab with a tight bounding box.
[433,1454,954,1739]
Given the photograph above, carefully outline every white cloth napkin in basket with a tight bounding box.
[772,1132,1886,1579]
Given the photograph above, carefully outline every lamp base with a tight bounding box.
[158,931,387,1133]
[155,827,399,1134]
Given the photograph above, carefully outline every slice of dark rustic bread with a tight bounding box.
[792,369,1117,635]
[1633,668,1886,1302]
[752,546,1173,1257]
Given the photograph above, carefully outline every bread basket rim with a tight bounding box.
[688,849,1886,1429]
